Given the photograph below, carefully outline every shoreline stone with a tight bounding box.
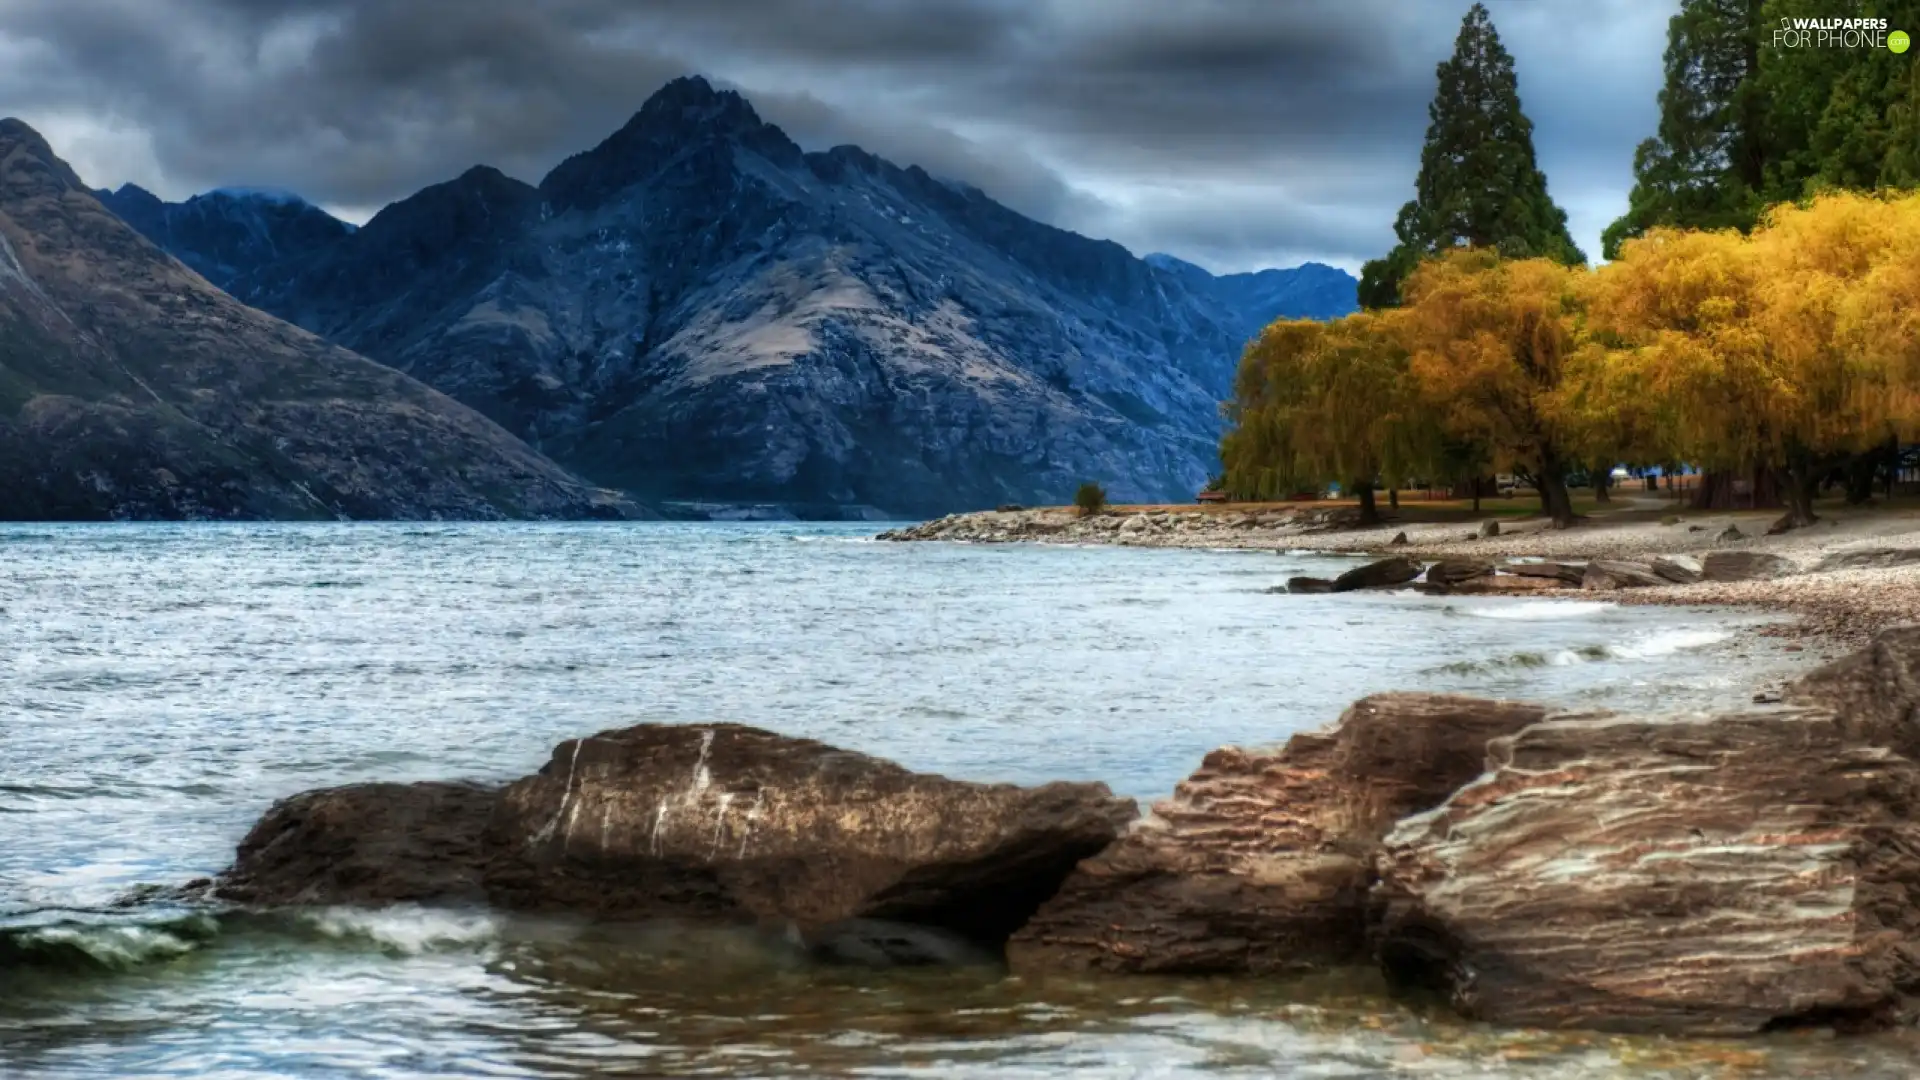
[221,724,1136,953]
[1372,707,1920,1036]
[1004,694,1547,976]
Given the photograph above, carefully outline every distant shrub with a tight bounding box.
[997,503,1025,513]
[1074,482,1107,516]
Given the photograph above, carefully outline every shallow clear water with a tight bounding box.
[5,522,1912,1078]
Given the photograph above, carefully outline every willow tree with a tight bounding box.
[1219,312,1436,524]
[1398,250,1585,527]
[1581,191,1920,527]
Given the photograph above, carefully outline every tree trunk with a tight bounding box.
[1354,480,1380,526]
[1536,457,1576,528]
[1590,463,1611,504]
[1470,475,1482,514]
[1773,458,1819,530]
[1388,486,1399,511]
[1690,468,1781,511]
[1844,453,1880,506]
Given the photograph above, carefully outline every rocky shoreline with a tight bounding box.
[201,627,1920,1038]
[879,504,1920,647]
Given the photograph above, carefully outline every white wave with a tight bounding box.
[1607,627,1731,659]
[788,535,877,544]
[300,905,505,955]
[18,920,212,968]
[1462,600,1615,621]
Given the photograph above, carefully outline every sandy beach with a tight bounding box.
[881,498,1920,648]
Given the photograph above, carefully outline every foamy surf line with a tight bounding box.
[0,904,507,974]
[1457,600,1616,620]
[1427,627,1732,675]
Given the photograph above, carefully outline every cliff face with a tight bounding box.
[109,78,1356,516]
[0,119,634,521]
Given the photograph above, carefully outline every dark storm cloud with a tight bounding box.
[0,0,1669,271]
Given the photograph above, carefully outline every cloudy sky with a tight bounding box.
[0,0,1672,274]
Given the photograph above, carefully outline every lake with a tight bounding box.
[7,522,1914,1078]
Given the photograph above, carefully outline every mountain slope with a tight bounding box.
[0,119,633,521]
[119,78,1359,515]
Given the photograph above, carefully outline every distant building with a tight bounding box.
[1196,490,1229,504]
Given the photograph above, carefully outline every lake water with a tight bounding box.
[5,522,1915,1078]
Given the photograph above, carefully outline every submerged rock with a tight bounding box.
[1006,694,1546,975]
[1372,708,1920,1036]
[221,724,1136,953]
[1285,576,1335,594]
[1701,550,1796,582]
[1331,556,1423,592]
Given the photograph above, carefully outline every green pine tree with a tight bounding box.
[1794,0,1920,191]
[1603,0,1768,260]
[1359,3,1585,308]
[1606,0,1919,259]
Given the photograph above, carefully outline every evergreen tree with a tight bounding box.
[1606,0,1920,259]
[1603,0,1767,260]
[1790,0,1920,191]
[1359,3,1585,308]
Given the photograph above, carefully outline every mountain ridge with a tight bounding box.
[0,117,637,521]
[99,77,1359,515]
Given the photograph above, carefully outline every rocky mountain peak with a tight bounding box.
[109,182,165,207]
[634,75,765,133]
[357,165,537,245]
[0,118,88,200]
[538,76,803,213]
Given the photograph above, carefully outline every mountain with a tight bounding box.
[111,78,1359,515]
[93,183,353,293]
[1143,253,1358,340]
[0,118,634,520]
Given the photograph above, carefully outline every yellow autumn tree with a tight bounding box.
[1219,311,1436,524]
[1580,191,1920,527]
[1397,250,1587,527]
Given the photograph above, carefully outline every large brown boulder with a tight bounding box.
[1649,555,1703,584]
[1005,694,1546,975]
[1440,574,1568,595]
[220,724,1136,953]
[483,724,1136,945]
[1505,561,1587,586]
[1788,625,1920,759]
[218,782,497,905]
[1425,558,1494,588]
[1700,550,1796,581]
[1817,548,1920,572]
[1372,708,1920,1035]
[1581,560,1666,590]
